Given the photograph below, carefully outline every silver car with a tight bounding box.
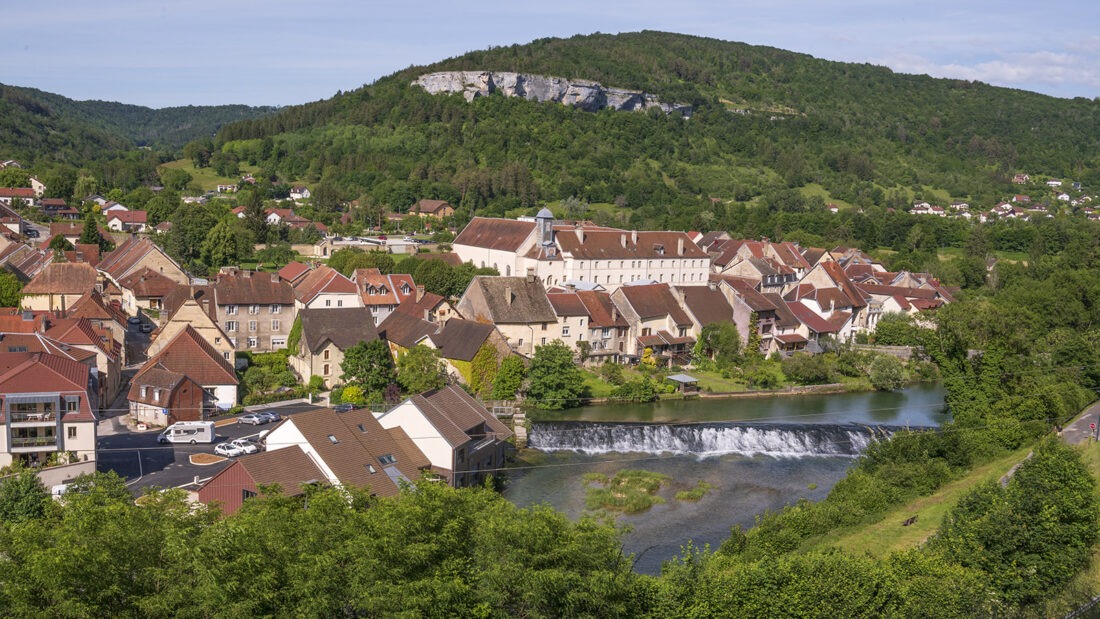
[214,442,246,457]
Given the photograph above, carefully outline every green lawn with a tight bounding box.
[802,445,1033,557]
[689,369,750,393]
[160,159,264,192]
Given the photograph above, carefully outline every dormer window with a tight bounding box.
[153,389,161,402]
[141,386,148,398]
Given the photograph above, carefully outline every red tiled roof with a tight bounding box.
[278,261,310,283]
[21,262,98,295]
[575,290,627,329]
[293,265,358,305]
[547,291,590,317]
[555,229,708,260]
[143,325,237,386]
[454,217,535,252]
[119,267,178,299]
[107,210,148,224]
[775,333,808,344]
[786,301,841,334]
[617,283,693,326]
[0,188,34,199]
[215,270,294,305]
[676,285,733,326]
[0,352,95,422]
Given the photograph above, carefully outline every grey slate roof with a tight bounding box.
[470,276,556,323]
[299,307,378,353]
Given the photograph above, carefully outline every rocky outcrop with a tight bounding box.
[412,71,692,116]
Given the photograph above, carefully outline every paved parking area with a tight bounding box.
[96,401,324,495]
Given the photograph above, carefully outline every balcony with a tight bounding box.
[10,435,59,452]
[9,411,58,424]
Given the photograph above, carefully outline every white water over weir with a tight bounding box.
[528,422,922,458]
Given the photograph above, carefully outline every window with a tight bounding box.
[601,328,610,339]
[153,389,161,402]
[562,326,570,337]
[226,305,237,315]
[327,434,339,444]
[541,323,548,331]
[325,300,331,307]
[242,489,257,501]
[248,320,257,332]
[141,386,148,398]
[271,319,281,331]
[270,304,280,314]
[247,337,258,348]
[367,464,377,474]
[215,337,222,344]
[249,304,259,315]
[356,424,367,433]
[517,338,524,347]
[642,328,652,336]
[323,349,330,360]
[224,352,231,361]
[378,454,396,465]
[67,426,77,439]
[323,364,330,375]
[271,337,286,348]
[540,337,547,345]
[226,321,238,332]
[337,300,343,307]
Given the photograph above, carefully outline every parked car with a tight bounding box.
[25,229,39,238]
[258,410,282,423]
[237,413,269,425]
[333,404,356,413]
[214,442,246,457]
[127,316,141,325]
[140,323,153,333]
[229,438,259,455]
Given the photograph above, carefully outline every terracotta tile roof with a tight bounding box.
[454,217,535,252]
[0,332,96,363]
[161,284,216,322]
[575,290,627,328]
[547,291,590,317]
[354,268,415,307]
[554,229,708,260]
[715,276,777,312]
[403,386,511,449]
[0,243,52,282]
[49,222,111,241]
[98,236,184,283]
[695,231,730,250]
[772,242,811,270]
[276,407,430,497]
[787,301,841,334]
[21,262,98,295]
[676,285,733,326]
[0,312,46,333]
[468,276,557,324]
[394,290,447,319]
[820,261,868,308]
[293,265,357,305]
[855,283,938,300]
[617,283,693,326]
[223,445,327,497]
[775,333,808,344]
[410,199,452,214]
[45,317,116,359]
[761,293,800,329]
[67,290,126,325]
[64,243,101,267]
[429,319,492,362]
[0,352,96,422]
[144,325,237,386]
[299,307,379,353]
[107,210,148,225]
[0,187,34,199]
[215,270,295,305]
[127,367,187,406]
[377,310,437,349]
[118,267,178,299]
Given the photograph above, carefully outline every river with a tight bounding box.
[502,383,947,575]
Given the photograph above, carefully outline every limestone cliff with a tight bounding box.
[412,71,692,116]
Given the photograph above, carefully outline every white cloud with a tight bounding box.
[875,49,1100,95]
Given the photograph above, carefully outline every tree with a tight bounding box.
[694,322,741,367]
[526,340,586,410]
[413,258,459,298]
[492,355,526,399]
[341,340,396,393]
[469,343,500,397]
[78,214,101,247]
[869,354,906,391]
[200,220,248,269]
[159,168,193,191]
[396,345,447,394]
[0,272,22,308]
[0,465,51,523]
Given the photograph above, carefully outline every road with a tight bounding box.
[96,401,324,494]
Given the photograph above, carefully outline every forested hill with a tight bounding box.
[213,30,1100,227]
[0,83,276,162]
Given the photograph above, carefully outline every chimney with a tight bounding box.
[677,237,684,256]
[707,279,718,291]
[525,268,535,284]
[620,233,627,248]
[416,284,425,302]
[271,273,279,283]
[504,286,513,305]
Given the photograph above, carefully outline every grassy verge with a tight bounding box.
[802,445,1033,557]
[159,159,263,192]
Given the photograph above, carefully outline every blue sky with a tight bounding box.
[4,1,1098,108]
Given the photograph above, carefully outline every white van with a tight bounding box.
[157,421,216,445]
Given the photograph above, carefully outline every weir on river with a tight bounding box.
[528,421,914,458]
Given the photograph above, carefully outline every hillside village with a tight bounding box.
[0,162,968,505]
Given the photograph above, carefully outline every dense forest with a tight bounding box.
[209,31,1100,230]
[0,83,275,160]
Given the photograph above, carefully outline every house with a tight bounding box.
[63,243,100,267]
[117,268,178,313]
[143,325,238,410]
[262,407,431,493]
[1013,174,1030,184]
[455,274,558,356]
[0,240,52,282]
[195,445,327,515]
[0,352,98,470]
[289,307,379,388]
[610,282,695,365]
[427,318,511,383]
[66,290,128,363]
[213,269,297,351]
[127,367,212,427]
[50,222,110,247]
[289,186,311,200]
[106,210,148,232]
[290,265,363,310]
[408,199,455,219]
[762,292,809,355]
[278,261,312,286]
[546,288,631,362]
[0,187,36,208]
[393,287,459,324]
[216,184,237,193]
[20,262,99,312]
[376,385,512,488]
[354,268,416,325]
[44,316,123,405]
[98,237,190,314]
[0,202,24,235]
[453,211,710,289]
[38,198,80,220]
[154,285,235,364]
